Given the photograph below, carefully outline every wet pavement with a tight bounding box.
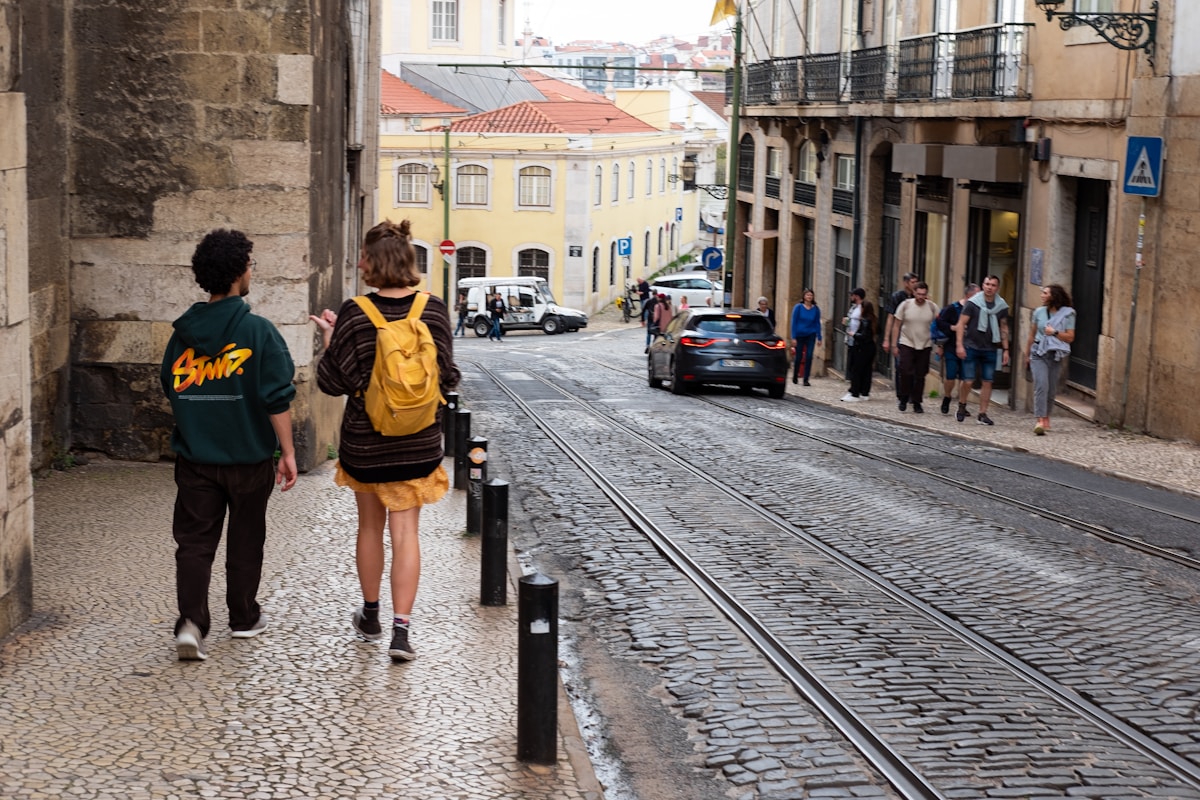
[2,459,601,800]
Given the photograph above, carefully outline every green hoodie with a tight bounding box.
[161,297,296,465]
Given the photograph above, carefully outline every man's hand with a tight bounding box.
[276,453,298,492]
[309,309,337,350]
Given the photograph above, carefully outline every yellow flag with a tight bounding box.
[710,0,737,25]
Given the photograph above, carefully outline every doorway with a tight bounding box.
[1069,179,1107,389]
[967,205,1022,392]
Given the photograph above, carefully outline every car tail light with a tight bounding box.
[680,335,722,347]
[750,338,787,350]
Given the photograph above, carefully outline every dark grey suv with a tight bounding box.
[647,308,789,398]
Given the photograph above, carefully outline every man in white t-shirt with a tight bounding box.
[887,282,939,413]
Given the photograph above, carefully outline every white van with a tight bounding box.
[458,276,588,336]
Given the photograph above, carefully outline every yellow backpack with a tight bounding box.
[352,293,444,437]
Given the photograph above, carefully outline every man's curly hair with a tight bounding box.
[191,229,253,295]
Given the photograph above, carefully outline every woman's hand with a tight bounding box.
[309,309,337,350]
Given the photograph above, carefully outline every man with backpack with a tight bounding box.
[934,283,978,414]
[161,228,297,661]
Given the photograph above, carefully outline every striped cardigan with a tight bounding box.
[317,292,461,483]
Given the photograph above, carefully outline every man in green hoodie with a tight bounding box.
[161,229,297,661]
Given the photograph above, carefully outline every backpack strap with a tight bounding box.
[352,295,388,328]
[406,292,430,320]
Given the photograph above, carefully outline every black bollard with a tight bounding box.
[517,572,558,765]
[453,408,471,489]
[480,479,509,606]
[443,391,460,457]
[465,436,488,535]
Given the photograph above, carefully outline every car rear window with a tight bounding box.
[692,315,775,335]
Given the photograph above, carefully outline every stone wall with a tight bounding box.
[0,0,34,639]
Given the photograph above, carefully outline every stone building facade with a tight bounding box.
[729,1,1198,444]
[0,0,380,639]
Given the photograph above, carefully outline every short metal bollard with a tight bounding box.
[443,391,460,457]
[517,572,558,765]
[480,479,509,606]
[453,408,471,490]
[465,436,488,535]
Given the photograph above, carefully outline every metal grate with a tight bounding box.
[738,136,755,193]
[793,182,816,207]
[832,188,854,216]
[747,61,774,105]
[849,46,890,102]
[952,24,1031,99]
[801,53,841,102]
[765,176,781,198]
[897,34,938,100]
[772,57,801,103]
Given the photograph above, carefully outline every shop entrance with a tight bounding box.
[967,203,1022,392]
[1069,179,1107,390]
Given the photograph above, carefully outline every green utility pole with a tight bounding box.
[723,10,742,308]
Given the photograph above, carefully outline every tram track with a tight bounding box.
[471,358,1200,798]
[589,357,1200,572]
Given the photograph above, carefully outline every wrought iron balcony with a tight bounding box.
[793,181,816,207]
[832,188,854,216]
[951,23,1030,99]
[801,53,841,103]
[765,176,781,199]
[849,46,892,102]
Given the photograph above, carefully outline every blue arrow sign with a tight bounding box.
[1124,136,1163,197]
[617,237,632,256]
[702,246,723,272]
[675,207,683,222]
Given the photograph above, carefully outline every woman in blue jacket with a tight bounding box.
[789,288,822,386]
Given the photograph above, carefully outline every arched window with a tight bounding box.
[414,244,429,274]
[670,224,676,251]
[456,164,488,205]
[609,241,617,285]
[611,162,620,202]
[646,160,653,195]
[457,246,486,279]
[396,163,429,204]
[797,141,817,185]
[738,133,755,192]
[518,166,551,207]
[643,231,650,267]
[592,247,599,292]
[627,161,635,199]
[660,158,667,192]
[671,157,679,190]
[658,227,664,256]
[517,248,550,280]
[594,165,603,206]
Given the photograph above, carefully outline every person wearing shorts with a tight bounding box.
[953,275,1009,425]
[935,283,978,414]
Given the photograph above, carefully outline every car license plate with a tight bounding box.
[722,359,755,368]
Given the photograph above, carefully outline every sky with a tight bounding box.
[518,0,727,46]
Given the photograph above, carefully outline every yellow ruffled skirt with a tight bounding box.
[334,462,449,511]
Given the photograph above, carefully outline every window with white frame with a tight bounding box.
[517,248,550,280]
[611,162,620,202]
[660,158,666,192]
[797,142,817,184]
[457,246,486,279]
[627,162,635,199]
[518,166,551,207]
[456,164,488,205]
[835,155,855,191]
[498,0,506,43]
[414,245,429,274]
[646,160,653,195]
[594,165,603,206]
[1073,0,1112,12]
[432,0,458,40]
[767,147,782,178]
[396,163,429,204]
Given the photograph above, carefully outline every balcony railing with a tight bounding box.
[849,46,892,102]
[793,181,816,207]
[737,22,1030,107]
[765,176,781,199]
[832,188,854,216]
[802,53,841,103]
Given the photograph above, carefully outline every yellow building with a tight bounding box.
[379,71,699,314]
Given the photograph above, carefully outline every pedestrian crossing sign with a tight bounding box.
[1123,136,1163,197]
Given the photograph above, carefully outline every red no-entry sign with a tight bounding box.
[439,240,456,256]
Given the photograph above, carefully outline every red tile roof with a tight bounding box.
[692,91,728,117]
[515,69,606,103]
[381,70,466,116]
[451,101,659,134]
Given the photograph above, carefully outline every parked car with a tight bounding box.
[647,307,789,398]
[649,274,723,309]
[459,276,587,336]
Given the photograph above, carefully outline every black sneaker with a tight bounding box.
[803,379,811,387]
[352,607,383,641]
[898,400,907,412]
[913,402,924,414]
[389,626,417,662]
[977,413,994,426]
[941,397,951,415]
[956,404,968,422]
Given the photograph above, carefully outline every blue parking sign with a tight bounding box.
[617,237,632,256]
[1124,136,1162,197]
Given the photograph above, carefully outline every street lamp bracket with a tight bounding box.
[1035,0,1157,62]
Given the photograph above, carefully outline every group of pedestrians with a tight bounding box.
[785,275,1075,434]
[163,221,460,665]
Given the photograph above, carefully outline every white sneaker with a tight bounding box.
[841,392,855,401]
[230,614,268,639]
[176,620,208,661]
